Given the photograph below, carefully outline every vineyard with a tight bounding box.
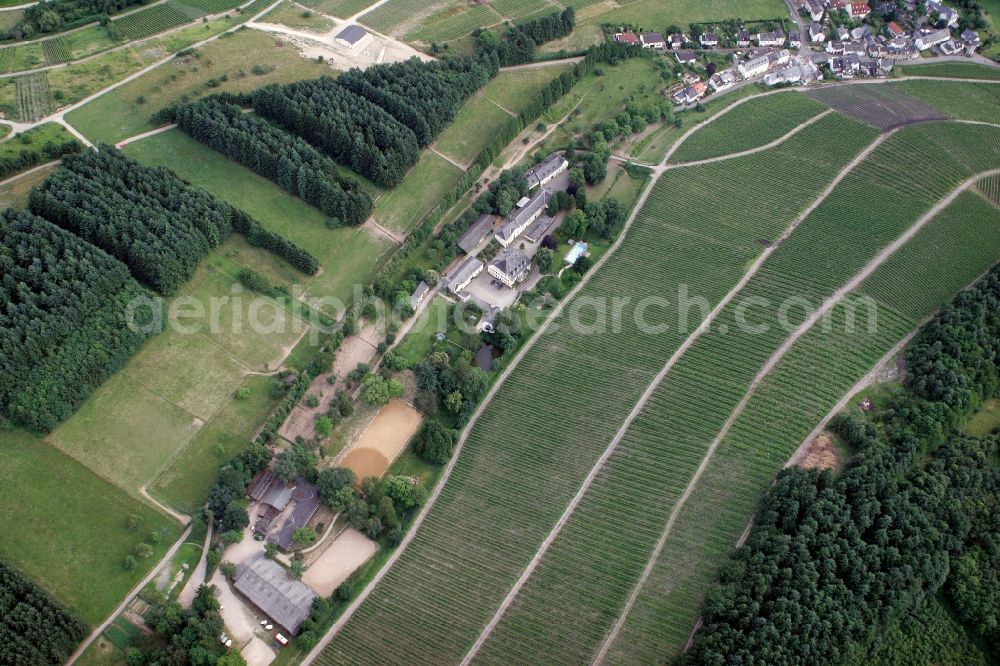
[408,5,500,43]
[299,0,376,16]
[313,112,878,666]
[171,0,242,13]
[889,79,1000,124]
[980,172,1000,206]
[0,47,14,73]
[489,0,554,20]
[359,0,438,33]
[15,72,52,121]
[670,91,829,163]
[112,3,191,40]
[41,37,70,65]
[803,84,948,130]
[602,176,1000,662]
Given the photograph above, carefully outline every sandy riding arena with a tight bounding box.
[339,399,422,480]
[303,527,379,596]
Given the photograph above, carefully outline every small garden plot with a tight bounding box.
[15,72,52,121]
[113,3,191,41]
[490,0,552,19]
[41,37,70,65]
[407,4,500,42]
[803,84,948,131]
[0,47,14,73]
[339,399,423,480]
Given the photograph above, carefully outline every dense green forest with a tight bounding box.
[682,268,1000,664]
[0,209,154,430]
[250,54,497,188]
[168,98,373,226]
[29,148,233,295]
[475,8,576,66]
[0,561,88,664]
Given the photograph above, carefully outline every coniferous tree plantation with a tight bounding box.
[168,99,373,226]
[0,209,155,432]
[0,561,88,664]
[29,148,234,295]
[250,54,498,188]
[682,267,1000,665]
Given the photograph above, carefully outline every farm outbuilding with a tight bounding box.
[335,24,373,50]
[234,555,316,634]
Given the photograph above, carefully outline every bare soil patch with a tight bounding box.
[338,399,422,480]
[302,527,379,596]
[797,433,843,472]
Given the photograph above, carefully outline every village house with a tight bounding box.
[939,38,964,55]
[446,257,484,296]
[671,81,707,104]
[667,33,687,49]
[789,32,802,48]
[847,1,870,19]
[699,32,719,47]
[487,247,531,288]
[496,190,550,247]
[810,22,826,43]
[757,30,785,47]
[738,53,772,78]
[614,31,639,45]
[938,6,959,27]
[709,69,737,91]
[837,25,850,41]
[886,21,905,38]
[805,0,825,21]
[674,49,697,64]
[526,153,568,189]
[640,32,666,48]
[961,28,981,50]
[914,28,950,50]
[736,29,751,47]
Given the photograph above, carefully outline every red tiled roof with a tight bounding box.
[615,32,638,44]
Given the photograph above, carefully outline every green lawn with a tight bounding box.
[890,80,1000,124]
[373,150,464,233]
[965,399,1000,437]
[0,161,59,209]
[433,94,513,166]
[261,1,336,31]
[394,296,453,366]
[0,430,178,625]
[122,129,393,307]
[587,160,648,211]
[483,64,573,111]
[895,61,1000,81]
[152,375,281,513]
[65,29,332,145]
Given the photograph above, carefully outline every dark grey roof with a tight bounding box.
[261,478,294,512]
[266,478,321,551]
[336,24,368,45]
[526,153,567,188]
[446,257,484,292]
[489,247,531,282]
[248,470,276,502]
[234,555,316,634]
[410,281,429,308]
[524,214,552,243]
[458,214,494,253]
[498,190,550,244]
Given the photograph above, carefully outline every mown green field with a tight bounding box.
[314,112,879,666]
[895,61,1000,81]
[433,94,513,166]
[0,430,177,625]
[373,150,464,233]
[670,91,828,162]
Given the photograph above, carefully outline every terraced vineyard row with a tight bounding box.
[15,72,53,121]
[359,0,437,33]
[408,5,500,43]
[113,3,191,40]
[891,79,1000,124]
[489,0,552,19]
[0,47,14,73]
[41,37,70,65]
[173,0,241,13]
[299,0,376,17]
[314,112,879,666]
[980,172,1000,206]
[670,91,829,163]
[602,186,1000,663]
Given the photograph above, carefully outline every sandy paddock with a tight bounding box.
[338,399,422,480]
[302,527,379,596]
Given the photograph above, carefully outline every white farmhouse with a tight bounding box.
[738,54,771,78]
[496,190,550,247]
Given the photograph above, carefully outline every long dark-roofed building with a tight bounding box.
[233,555,316,634]
[458,214,494,254]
